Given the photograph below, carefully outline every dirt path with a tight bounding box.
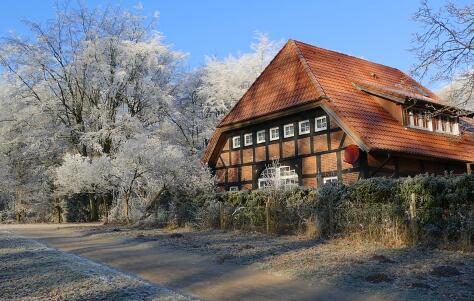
[0,230,188,300]
[0,223,375,301]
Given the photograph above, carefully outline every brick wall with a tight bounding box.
[330,131,344,150]
[282,141,295,158]
[321,152,338,172]
[255,146,266,162]
[230,151,240,165]
[212,109,364,191]
[297,137,311,155]
[268,143,280,160]
[342,172,359,184]
[303,178,317,188]
[228,167,238,182]
[243,149,253,164]
[313,134,328,152]
[302,156,317,175]
[241,165,253,182]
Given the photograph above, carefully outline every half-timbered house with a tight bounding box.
[203,40,474,191]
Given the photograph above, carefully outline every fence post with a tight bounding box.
[409,193,418,245]
[328,203,334,237]
[265,199,270,234]
[219,202,224,230]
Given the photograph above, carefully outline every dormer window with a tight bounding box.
[435,115,460,135]
[407,109,432,131]
[405,108,459,135]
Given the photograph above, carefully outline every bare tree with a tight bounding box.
[411,0,474,111]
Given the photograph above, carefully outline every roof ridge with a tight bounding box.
[292,39,403,73]
[290,40,327,97]
[217,41,294,127]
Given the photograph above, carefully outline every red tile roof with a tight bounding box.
[204,40,474,163]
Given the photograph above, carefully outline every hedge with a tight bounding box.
[188,174,474,250]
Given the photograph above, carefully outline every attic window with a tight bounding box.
[244,133,253,146]
[435,115,460,135]
[315,116,327,131]
[299,120,310,135]
[405,108,459,135]
[270,127,280,141]
[232,136,241,148]
[257,130,266,144]
[284,124,295,138]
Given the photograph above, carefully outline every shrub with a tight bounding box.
[185,174,473,250]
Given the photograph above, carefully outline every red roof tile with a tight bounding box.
[204,40,474,163]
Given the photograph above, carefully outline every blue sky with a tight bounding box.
[0,1,470,89]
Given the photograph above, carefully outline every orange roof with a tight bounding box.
[204,40,474,163]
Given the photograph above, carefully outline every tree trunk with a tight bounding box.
[124,193,130,223]
[16,212,21,224]
[89,195,98,221]
[56,206,62,223]
[102,196,109,223]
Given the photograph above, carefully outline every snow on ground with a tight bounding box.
[0,231,192,301]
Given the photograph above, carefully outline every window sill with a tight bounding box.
[405,126,460,137]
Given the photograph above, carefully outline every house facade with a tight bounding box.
[203,40,474,191]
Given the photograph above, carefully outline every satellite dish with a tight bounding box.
[344,144,360,164]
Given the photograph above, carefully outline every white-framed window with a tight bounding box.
[435,115,460,135]
[257,130,266,144]
[229,186,239,192]
[406,108,459,135]
[244,133,253,146]
[323,176,338,184]
[258,165,299,190]
[232,136,241,149]
[299,120,310,135]
[407,109,432,131]
[284,124,294,138]
[315,116,327,131]
[270,127,280,141]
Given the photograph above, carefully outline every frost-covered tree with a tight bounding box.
[164,34,281,154]
[0,2,184,157]
[0,80,64,221]
[196,34,281,135]
[0,2,211,223]
[412,1,474,110]
[55,136,213,223]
